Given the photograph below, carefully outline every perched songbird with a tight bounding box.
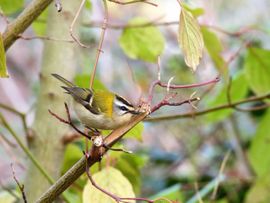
[52,74,140,130]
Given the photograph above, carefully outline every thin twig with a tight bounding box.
[0,113,55,184]
[211,151,231,199]
[108,0,157,7]
[0,134,25,170]
[148,77,219,104]
[48,103,91,139]
[36,111,149,203]
[3,0,54,50]
[11,164,28,203]
[146,93,270,122]
[151,97,200,113]
[69,0,91,48]
[0,103,28,137]
[89,0,108,89]
[19,34,74,43]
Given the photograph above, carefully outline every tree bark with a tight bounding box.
[24,1,80,202]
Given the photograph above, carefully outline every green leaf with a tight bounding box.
[61,144,83,173]
[124,122,144,141]
[181,3,204,18]
[245,174,270,203]
[82,167,135,203]
[248,109,270,177]
[0,0,23,13]
[85,0,92,10]
[178,6,204,72]
[74,74,107,91]
[32,9,48,35]
[115,153,148,194]
[119,17,165,62]
[0,33,8,78]
[201,26,227,76]
[244,47,270,95]
[207,72,248,122]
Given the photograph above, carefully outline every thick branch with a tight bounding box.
[3,0,53,50]
[36,112,148,203]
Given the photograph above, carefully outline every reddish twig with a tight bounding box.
[148,77,220,106]
[151,97,200,113]
[108,0,158,7]
[11,164,28,203]
[89,0,108,89]
[48,103,91,139]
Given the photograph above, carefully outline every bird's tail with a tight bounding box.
[51,73,75,88]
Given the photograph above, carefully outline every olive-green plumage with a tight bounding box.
[52,73,138,130]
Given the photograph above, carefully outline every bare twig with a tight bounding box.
[48,103,91,139]
[151,97,200,113]
[0,132,17,148]
[0,103,28,136]
[0,134,25,170]
[36,111,149,203]
[211,151,231,199]
[146,93,270,122]
[0,113,55,184]
[3,0,54,50]
[89,0,108,89]
[19,34,74,43]
[148,77,219,105]
[108,0,158,7]
[69,0,91,48]
[11,164,28,203]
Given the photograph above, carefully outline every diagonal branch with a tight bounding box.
[3,0,54,50]
[35,111,149,203]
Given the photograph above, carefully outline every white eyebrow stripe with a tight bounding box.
[114,100,134,110]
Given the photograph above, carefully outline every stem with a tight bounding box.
[0,113,54,184]
[3,0,54,50]
[146,93,270,122]
[36,112,149,203]
[89,0,108,89]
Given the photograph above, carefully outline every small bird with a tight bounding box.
[52,74,140,130]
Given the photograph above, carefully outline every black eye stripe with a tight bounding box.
[115,95,133,108]
[118,105,128,111]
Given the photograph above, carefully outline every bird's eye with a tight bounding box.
[119,106,128,111]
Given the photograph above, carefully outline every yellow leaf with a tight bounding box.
[0,33,9,78]
[83,167,135,203]
[178,6,204,72]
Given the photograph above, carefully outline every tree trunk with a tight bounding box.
[24,1,80,202]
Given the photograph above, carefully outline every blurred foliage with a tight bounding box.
[0,0,270,203]
[248,109,270,177]
[244,47,270,95]
[202,26,227,76]
[119,17,165,62]
[32,8,48,36]
[0,0,23,14]
[207,71,248,122]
